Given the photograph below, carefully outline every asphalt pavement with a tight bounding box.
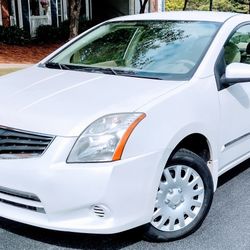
[0,161,249,250]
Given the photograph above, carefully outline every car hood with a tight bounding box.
[0,66,182,136]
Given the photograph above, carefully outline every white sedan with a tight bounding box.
[0,11,249,242]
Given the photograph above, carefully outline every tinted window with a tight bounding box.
[224,25,250,65]
[50,21,221,80]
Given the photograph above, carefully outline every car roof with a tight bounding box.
[112,11,240,23]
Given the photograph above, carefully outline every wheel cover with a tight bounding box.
[151,165,205,232]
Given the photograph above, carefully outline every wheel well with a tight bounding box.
[171,134,211,162]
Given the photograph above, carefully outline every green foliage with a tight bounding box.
[71,22,186,70]
[78,18,95,34]
[166,0,184,10]
[165,0,249,13]
[35,19,94,43]
[59,20,70,40]
[72,28,134,64]
[36,25,62,43]
[0,26,29,45]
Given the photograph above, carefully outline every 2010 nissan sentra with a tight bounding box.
[0,11,249,242]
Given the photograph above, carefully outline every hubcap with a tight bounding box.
[151,165,204,232]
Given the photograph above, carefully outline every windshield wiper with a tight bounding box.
[44,62,70,70]
[44,63,161,79]
[116,70,163,80]
[73,66,161,79]
[63,65,118,75]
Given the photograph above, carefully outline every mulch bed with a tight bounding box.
[0,43,63,64]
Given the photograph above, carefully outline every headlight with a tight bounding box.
[67,113,146,163]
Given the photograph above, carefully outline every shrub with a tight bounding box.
[58,18,94,40]
[59,20,70,40]
[35,19,95,43]
[36,25,61,43]
[0,26,4,40]
[0,26,29,45]
[79,18,95,34]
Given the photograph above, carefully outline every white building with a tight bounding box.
[0,0,165,37]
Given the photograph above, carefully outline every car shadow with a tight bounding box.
[217,158,250,187]
[0,160,249,249]
[0,217,142,249]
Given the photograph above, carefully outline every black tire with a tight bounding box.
[143,148,214,242]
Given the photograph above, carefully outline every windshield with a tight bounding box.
[47,20,221,80]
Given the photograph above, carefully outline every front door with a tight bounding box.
[218,24,250,169]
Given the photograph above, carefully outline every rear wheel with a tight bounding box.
[143,149,214,242]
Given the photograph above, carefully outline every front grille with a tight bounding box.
[0,127,54,159]
[0,186,45,213]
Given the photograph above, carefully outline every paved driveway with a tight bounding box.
[0,161,249,250]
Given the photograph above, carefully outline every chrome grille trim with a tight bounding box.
[0,126,55,159]
[0,186,40,202]
[0,186,45,213]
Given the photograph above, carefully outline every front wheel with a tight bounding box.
[143,149,214,242]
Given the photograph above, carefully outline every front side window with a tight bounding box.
[48,20,221,80]
[224,25,250,65]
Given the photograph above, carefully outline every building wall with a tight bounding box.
[0,0,166,35]
[129,0,165,15]
[1,0,10,27]
[0,2,2,25]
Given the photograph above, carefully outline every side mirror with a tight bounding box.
[221,62,250,86]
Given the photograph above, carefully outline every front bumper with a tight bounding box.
[0,137,165,234]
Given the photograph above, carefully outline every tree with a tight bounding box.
[166,0,247,12]
[209,0,213,10]
[69,0,82,39]
[166,0,184,10]
[183,0,189,10]
[234,0,250,13]
[139,0,150,13]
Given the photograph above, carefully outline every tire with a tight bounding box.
[143,148,214,242]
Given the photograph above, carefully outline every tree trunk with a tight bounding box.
[209,0,213,11]
[183,0,189,10]
[139,0,149,13]
[69,0,82,39]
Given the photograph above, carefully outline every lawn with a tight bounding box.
[0,43,61,76]
[0,68,20,76]
[0,43,61,64]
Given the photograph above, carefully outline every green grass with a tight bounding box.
[0,68,20,76]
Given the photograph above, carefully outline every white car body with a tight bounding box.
[0,11,249,235]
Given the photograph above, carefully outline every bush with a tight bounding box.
[59,20,70,40]
[35,19,95,43]
[0,26,4,40]
[79,18,95,34]
[58,18,95,39]
[36,25,62,43]
[0,26,29,45]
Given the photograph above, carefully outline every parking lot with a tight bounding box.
[0,161,249,250]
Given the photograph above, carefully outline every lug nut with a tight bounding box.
[178,188,182,193]
[165,199,170,204]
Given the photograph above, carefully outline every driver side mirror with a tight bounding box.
[221,62,250,86]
